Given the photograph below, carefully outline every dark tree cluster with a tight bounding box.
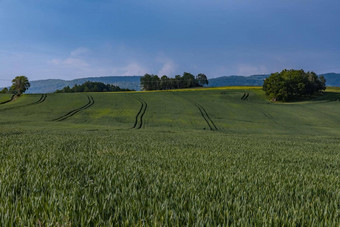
[55,81,133,93]
[263,69,326,101]
[140,72,208,91]
[0,88,8,94]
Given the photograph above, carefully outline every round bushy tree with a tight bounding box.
[10,76,30,96]
[263,69,326,101]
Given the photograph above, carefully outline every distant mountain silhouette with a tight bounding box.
[320,73,340,87]
[208,74,269,87]
[2,73,337,93]
[209,73,340,88]
[25,76,142,93]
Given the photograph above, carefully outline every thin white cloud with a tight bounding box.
[50,58,89,68]
[237,64,268,76]
[70,47,90,57]
[50,48,91,69]
[158,59,176,76]
[120,63,148,76]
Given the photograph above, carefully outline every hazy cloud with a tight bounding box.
[70,47,90,57]
[158,58,176,76]
[50,58,89,68]
[237,64,268,76]
[120,63,148,76]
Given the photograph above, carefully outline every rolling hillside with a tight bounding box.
[1,87,340,225]
[1,87,340,133]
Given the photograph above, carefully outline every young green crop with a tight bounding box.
[0,88,340,225]
[0,94,13,103]
[1,129,340,225]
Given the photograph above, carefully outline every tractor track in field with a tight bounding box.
[241,92,249,101]
[195,104,213,130]
[132,99,144,128]
[132,97,148,129]
[241,93,245,100]
[240,92,277,124]
[173,93,219,131]
[138,98,148,129]
[195,103,218,131]
[53,95,94,122]
[0,95,15,105]
[263,112,273,119]
[262,112,278,124]
[240,91,277,124]
[0,94,47,112]
[31,94,47,105]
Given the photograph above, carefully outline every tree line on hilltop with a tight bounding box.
[0,70,328,102]
[140,72,208,91]
[55,81,133,93]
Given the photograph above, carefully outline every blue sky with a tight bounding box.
[0,0,339,86]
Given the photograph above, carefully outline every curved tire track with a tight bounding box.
[0,94,47,112]
[131,97,148,129]
[241,92,249,101]
[53,95,94,122]
[0,95,15,105]
[196,103,218,131]
[262,112,278,124]
[195,103,218,131]
[173,93,219,131]
[244,93,249,100]
[241,93,246,100]
[137,98,148,129]
[132,99,144,129]
[31,94,47,105]
[195,104,213,130]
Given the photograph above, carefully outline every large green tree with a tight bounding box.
[196,73,209,86]
[182,72,197,88]
[263,69,326,101]
[10,76,30,96]
[140,74,152,91]
[160,75,170,90]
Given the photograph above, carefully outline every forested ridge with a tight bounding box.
[55,81,133,93]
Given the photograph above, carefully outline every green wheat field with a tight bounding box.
[1,87,340,225]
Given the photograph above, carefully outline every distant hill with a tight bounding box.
[26,76,142,93]
[320,73,340,87]
[208,75,268,87]
[208,73,340,88]
[2,73,338,94]
[27,75,268,93]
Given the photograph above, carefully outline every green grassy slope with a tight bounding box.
[1,88,340,135]
[0,94,12,103]
[1,88,340,225]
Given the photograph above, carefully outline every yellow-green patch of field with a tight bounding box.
[105,86,262,94]
[326,86,340,92]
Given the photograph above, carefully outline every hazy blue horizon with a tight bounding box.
[1,0,340,87]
